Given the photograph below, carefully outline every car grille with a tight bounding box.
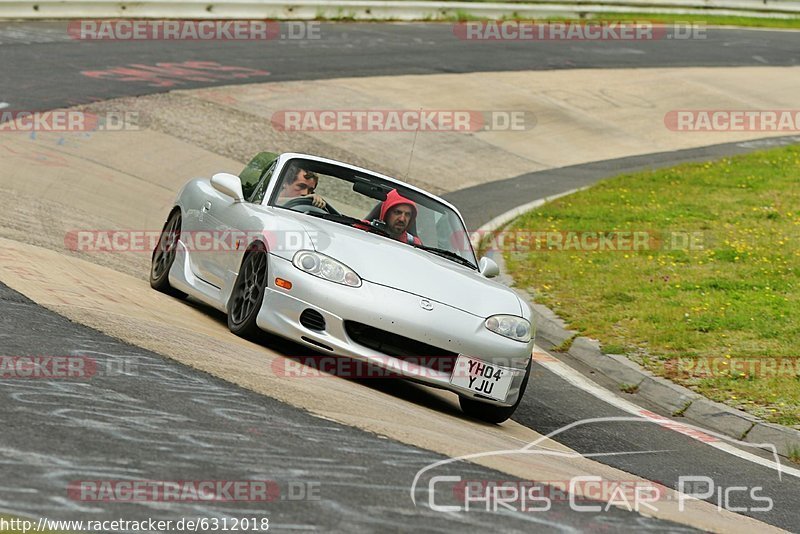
[344,321,458,373]
[300,309,326,331]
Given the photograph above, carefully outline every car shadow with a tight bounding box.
[179,295,467,420]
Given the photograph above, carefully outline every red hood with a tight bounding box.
[379,189,418,222]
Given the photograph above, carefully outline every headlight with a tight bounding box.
[292,251,362,287]
[485,314,531,342]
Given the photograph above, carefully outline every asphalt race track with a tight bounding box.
[3,283,698,532]
[1,21,799,112]
[1,21,800,532]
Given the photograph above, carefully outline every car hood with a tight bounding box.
[292,213,523,318]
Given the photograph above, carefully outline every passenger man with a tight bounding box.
[380,189,422,245]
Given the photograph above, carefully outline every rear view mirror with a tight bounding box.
[211,173,244,202]
[353,180,389,201]
[479,256,499,278]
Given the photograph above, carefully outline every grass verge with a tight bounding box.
[504,144,800,427]
[313,10,800,29]
[506,12,800,29]
[788,445,800,465]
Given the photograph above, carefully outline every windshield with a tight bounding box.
[269,158,477,268]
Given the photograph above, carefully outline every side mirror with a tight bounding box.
[478,256,499,278]
[211,173,244,202]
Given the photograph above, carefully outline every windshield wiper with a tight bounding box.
[412,244,477,269]
[306,212,392,238]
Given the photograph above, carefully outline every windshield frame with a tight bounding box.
[266,155,479,269]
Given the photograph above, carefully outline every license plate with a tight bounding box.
[449,355,514,402]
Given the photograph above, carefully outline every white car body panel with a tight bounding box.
[166,153,534,407]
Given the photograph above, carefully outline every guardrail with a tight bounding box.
[1,0,799,21]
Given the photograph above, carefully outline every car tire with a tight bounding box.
[459,357,532,424]
[150,210,187,299]
[227,243,269,339]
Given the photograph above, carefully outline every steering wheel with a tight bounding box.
[282,196,340,216]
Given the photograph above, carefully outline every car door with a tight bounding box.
[195,162,277,289]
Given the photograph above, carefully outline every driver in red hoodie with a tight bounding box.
[380,189,423,245]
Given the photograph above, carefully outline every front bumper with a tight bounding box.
[257,255,532,407]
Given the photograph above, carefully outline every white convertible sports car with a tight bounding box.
[150,152,534,423]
